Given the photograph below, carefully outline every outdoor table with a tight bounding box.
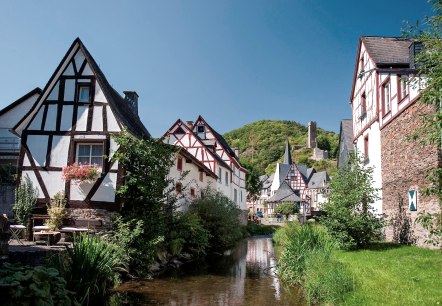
[9,225,26,245]
[33,231,61,246]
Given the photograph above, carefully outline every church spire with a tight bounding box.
[283,136,292,165]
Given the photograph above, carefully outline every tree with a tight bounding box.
[404,0,442,247]
[112,131,176,271]
[275,202,299,220]
[243,162,262,212]
[320,153,383,249]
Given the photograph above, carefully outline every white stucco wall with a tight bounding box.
[168,153,217,211]
[355,122,383,214]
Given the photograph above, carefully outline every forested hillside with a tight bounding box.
[223,120,338,175]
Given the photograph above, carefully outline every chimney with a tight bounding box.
[186,121,194,129]
[307,121,317,148]
[123,91,139,115]
[233,147,239,157]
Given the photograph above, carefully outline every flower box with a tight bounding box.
[62,163,101,183]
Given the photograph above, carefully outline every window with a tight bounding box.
[359,56,364,74]
[398,75,409,101]
[199,170,204,182]
[240,190,243,203]
[201,191,205,198]
[78,86,91,102]
[218,168,222,183]
[382,80,391,115]
[234,189,238,203]
[76,143,103,166]
[197,125,205,133]
[360,92,367,119]
[225,172,229,186]
[190,187,195,198]
[364,135,369,162]
[176,182,182,194]
[177,157,183,171]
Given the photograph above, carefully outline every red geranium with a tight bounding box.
[62,162,101,182]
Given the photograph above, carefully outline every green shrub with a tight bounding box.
[170,211,209,256]
[51,234,125,305]
[245,222,278,236]
[46,192,67,231]
[320,152,384,249]
[0,262,72,306]
[303,252,354,305]
[13,175,37,226]
[189,190,242,252]
[101,216,144,268]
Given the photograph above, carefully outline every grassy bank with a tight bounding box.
[336,243,442,305]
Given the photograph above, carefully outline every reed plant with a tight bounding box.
[51,234,125,305]
[274,222,354,304]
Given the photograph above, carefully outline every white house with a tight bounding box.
[169,148,218,211]
[0,88,41,166]
[350,36,440,245]
[10,38,151,221]
[162,117,248,220]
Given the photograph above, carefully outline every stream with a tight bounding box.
[114,236,305,305]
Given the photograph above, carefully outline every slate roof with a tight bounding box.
[306,167,316,181]
[268,181,302,202]
[308,171,330,189]
[361,36,413,67]
[341,119,354,153]
[283,136,292,165]
[78,38,151,139]
[262,173,274,189]
[278,164,291,185]
[297,164,309,182]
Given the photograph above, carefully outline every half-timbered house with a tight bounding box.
[162,117,248,220]
[12,38,150,221]
[350,36,441,246]
[169,148,218,210]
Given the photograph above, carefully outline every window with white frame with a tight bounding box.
[76,143,103,166]
[383,80,391,115]
[399,75,409,101]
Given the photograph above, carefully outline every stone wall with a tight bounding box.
[381,103,441,247]
[66,208,118,229]
[0,184,15,217]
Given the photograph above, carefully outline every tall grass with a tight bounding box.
[51,234,125,305]
[274,222,354,304]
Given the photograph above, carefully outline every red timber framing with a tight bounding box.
[192,116,247,188]
[284,164,308,198]
[161,119,220,174]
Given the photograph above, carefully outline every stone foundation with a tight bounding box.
[381,103,441,248]
[66,208,118,229]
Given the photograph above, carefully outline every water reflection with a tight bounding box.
[115,237,304,306]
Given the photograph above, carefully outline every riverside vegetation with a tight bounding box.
[2,131,253,305]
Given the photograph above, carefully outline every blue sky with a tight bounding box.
[0,1,432,137]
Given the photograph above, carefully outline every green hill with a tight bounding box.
[223,120,339,175]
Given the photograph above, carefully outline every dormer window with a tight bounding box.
[78,85,91,102]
